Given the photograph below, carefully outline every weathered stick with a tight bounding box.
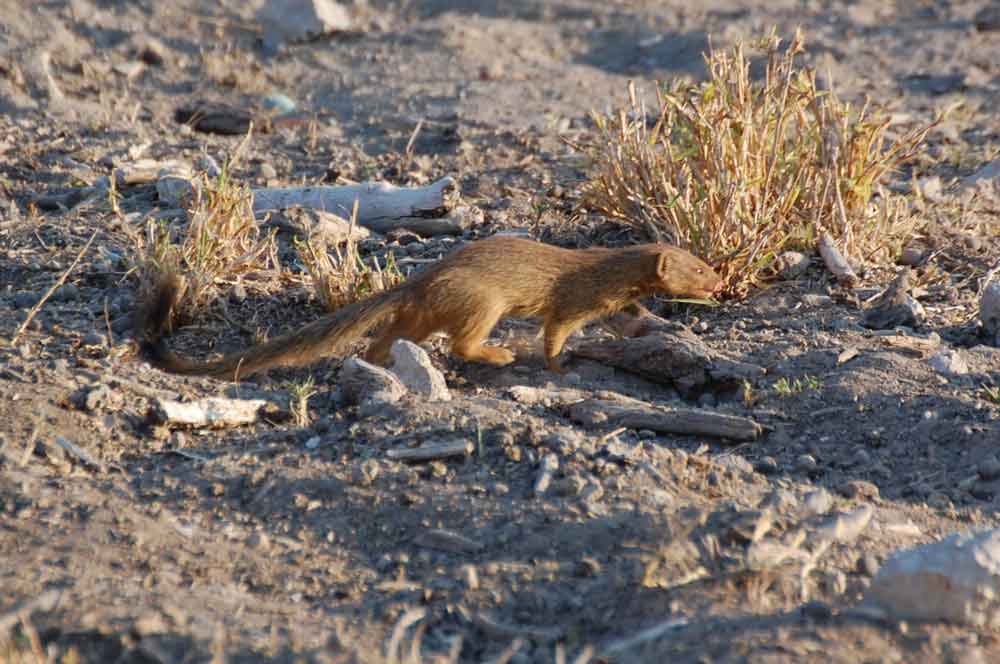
[818,233,857,287]
[414,528,483,554]
[584,308,764,389]
[151,396,284,428]
[114,158,191,186]
[386,438,472,461]
[569,399,761,441]
[53,435,111,472]
[574,328,713,394]
[252,176,458,221]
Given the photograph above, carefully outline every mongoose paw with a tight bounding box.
[482,346,516,366]
[546,358,567,374]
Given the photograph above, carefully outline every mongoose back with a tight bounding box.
[137,236,722,380]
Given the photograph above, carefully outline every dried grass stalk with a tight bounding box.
[296,200,404,311]
[582,29,938,294]
[127,154,277,322]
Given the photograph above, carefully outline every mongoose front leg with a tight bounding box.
[543,320,575,373]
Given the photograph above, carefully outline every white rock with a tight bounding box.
[928,349,969,376]
[776,251,811,280]
[815,504,874,544]
[156,175,196,208]
[866,528,1000,626]
[257,0,352,51]
[915,176,945,203]
[389,340,451,401]
[340,357,406,407]
[980,281,1000,339]
[962,159,1000,199]
[801,488,834,517]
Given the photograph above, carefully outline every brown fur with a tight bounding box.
[136,236,722,380]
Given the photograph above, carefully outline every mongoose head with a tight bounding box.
[653,246,723,299]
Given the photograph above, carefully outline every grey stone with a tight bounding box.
[795,454,818,473]
[257,0,353,52]
[389,340,450,401]
[81,331,107,347]
[866,528,1000,626]
[715,453,753,475]
[979,455,1000,481]
[754,456,779,475]
[981,281,1000,340]
[802,488,834,517]
[975,5,1000,31]
[340,357,406,408]
[928,349,969,376]
[777,251,811,280]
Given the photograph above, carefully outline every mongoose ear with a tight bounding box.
[656,250,670,279]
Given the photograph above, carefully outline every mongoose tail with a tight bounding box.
[137,273,405,380]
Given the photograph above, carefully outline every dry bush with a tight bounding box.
[582,30,938,294]
[296,203,404,312]
[128,162,277,323]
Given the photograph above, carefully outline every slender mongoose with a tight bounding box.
[137,236,722,380]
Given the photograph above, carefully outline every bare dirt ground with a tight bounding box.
[2,1,1000,662]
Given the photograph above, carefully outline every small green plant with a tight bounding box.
[982,385,1000,404]
[581,29,938,295]
[742,379,756,405]
[288,376,317,427]
[773,375,821,397]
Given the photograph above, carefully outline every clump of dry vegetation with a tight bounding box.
[128,162,277,323]
[582,30,938,294]
[296,202,404,312]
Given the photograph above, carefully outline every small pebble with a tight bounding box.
[259,163,278,179]
[82,331,107,347]
[837,479,880,501]
[802,488,833,516]
[754,456,779,475]
[859,553,880,577]
[795,454,818,473]
[697,392,717,408]
[981,458,1000,486]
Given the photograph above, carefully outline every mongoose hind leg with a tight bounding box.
[449,308,514,366]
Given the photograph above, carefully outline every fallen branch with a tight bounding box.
[413,528,483,554]
[568,399,761,441]
[386,438,472,462]
[53,435,116,472]
[574,329,763,395]
[150,396,286,428]
[252,176,460,229]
